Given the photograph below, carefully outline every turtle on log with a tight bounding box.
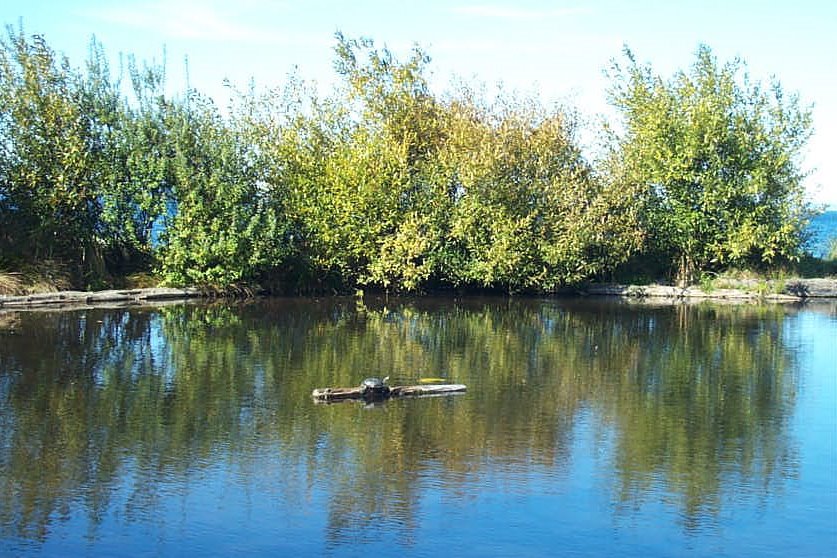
[360,376,390,399]
[312,379,466,402]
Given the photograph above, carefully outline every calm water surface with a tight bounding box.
[0,297,835,557]
[809,209,837,257]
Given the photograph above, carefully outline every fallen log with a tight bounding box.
[312,383,467,403]
[0,287,203,309]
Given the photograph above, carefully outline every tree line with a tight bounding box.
[0,27,815,293]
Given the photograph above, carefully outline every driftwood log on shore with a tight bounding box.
[0,287,203,310]
[583,278,837,301]
[312,384,467,403]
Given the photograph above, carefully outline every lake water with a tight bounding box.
[0,297,835,557]
[809,209,837,257]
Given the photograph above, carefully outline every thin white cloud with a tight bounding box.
[452,3,589,20]
[88,0,319,46]
[93,1,241,40]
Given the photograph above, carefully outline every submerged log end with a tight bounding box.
[312,387,364,401]
[389,384,467,397]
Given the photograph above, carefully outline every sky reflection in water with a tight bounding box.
[0,297,834,556]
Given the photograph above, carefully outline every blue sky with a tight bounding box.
[3,0,836,207]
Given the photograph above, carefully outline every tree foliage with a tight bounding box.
[0,29,125,280]
[156,93,292,288]
[0,30,816,292]
[605,45,813,283]
[276,35,638,292]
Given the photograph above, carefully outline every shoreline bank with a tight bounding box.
[582,278,837,302]
[1,278,836,311]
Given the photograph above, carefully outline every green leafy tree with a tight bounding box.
[281,35,639,293]
[0,28,162,283]
[441,90,641,291]
[274,35,454,292]
[606,45,813,283]
[0,29,105,275]
[157,92,292,289]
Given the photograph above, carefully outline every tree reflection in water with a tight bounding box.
[0,298,800,546]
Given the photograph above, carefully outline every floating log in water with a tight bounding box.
[312,383,467,403]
